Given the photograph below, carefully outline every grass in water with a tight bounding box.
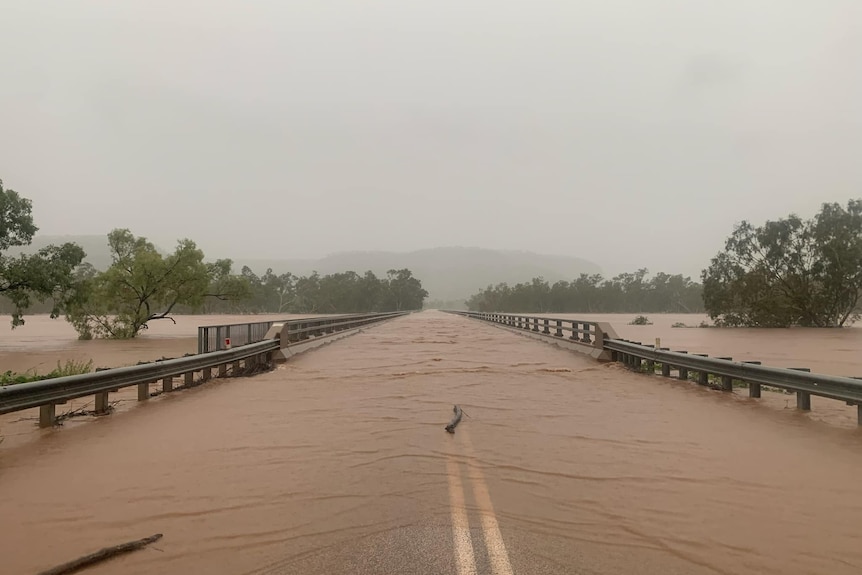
[0,359,94,386]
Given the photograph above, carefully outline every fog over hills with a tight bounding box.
[13,236,601,301]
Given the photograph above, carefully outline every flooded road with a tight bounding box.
[0,313,311,374]
[544,313,862,378]
[2,311,862,574]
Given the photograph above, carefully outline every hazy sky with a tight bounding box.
[2,0,860,278]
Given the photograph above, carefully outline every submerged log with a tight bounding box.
[38,533,163,575]
[445,405,463,433]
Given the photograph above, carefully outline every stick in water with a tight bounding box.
[445,405,463,433]
[38,533,163,575]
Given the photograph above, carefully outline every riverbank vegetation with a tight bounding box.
[465,201,862,327]
[3,176,860,331]
[0,359,93,386]
[465,271,704,314]
[0,178,429,338]
[702,200,862,327]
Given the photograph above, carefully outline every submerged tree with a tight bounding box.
[0,178,85,326]
[65,229,249,338]
[702,200,862,327]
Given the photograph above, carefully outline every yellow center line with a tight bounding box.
[447,457,478,575]
[462,429,515,575]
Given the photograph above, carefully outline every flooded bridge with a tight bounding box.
[2,311,862,574]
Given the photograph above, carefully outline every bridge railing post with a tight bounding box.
[542,319,550,334]
[790,368,812,409]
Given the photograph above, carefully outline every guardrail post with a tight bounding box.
[714,357,733,391]
[742,361,762,397]
[232,360,241,374]
[569,322,579,340]
[554,320,563,337]
[790,368,812,410]
[39,404,56,427]
[95,391,109,413]
[218,363,227,377]
[661,361,671,377]
[137,382,150,401]
[643,345,655,373]
[582,324,592,343]
[202,367,212,382]
[542,319,551,334]
[184,371,194,386]
[691,354,709,385]
[677,352,689,380]
[162,376,173,393]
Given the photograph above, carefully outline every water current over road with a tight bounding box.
[1,311,861,574]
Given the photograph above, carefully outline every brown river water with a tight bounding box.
[1,311,862,574]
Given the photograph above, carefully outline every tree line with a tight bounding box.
[198,267,428,316]
[465,270,704,313]
[0,178,428,339]
[702,200,862,327]
[4,176,861,330]
[465,200,862,327]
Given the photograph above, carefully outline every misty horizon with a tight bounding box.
[2,0,860,281]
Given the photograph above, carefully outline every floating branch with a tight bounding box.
[38,533,163,575]
[445,405,463,433]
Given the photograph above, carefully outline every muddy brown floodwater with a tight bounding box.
[0,314,299,374]
[2,311,862,574]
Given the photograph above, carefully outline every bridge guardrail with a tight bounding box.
[2,312,407,428]
[446,310,603,342]
[450,310,862,424]
[197,312,400,353]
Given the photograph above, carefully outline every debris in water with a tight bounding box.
[38,533,163,575]
[445,405,463,433]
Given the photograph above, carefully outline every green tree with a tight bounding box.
[465,270,703,313]
[0,179,85,326]
[702,200,862,327]
[380,268,428,311]
[65,229,247,338]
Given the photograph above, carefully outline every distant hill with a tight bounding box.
[7,237,602,301]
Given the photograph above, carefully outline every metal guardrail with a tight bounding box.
[605,339,862,418]
[2,312,407,428]
[451,310,862,424]
[197,313,402,353]
[445,310,601,343]
[281,312,407,342]
[198,319,275,353]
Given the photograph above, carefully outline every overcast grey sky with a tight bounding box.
[2,0,860,278]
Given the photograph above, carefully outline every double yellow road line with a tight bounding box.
[446,430,514,575]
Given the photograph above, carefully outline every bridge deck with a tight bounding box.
[1,311,861,574]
